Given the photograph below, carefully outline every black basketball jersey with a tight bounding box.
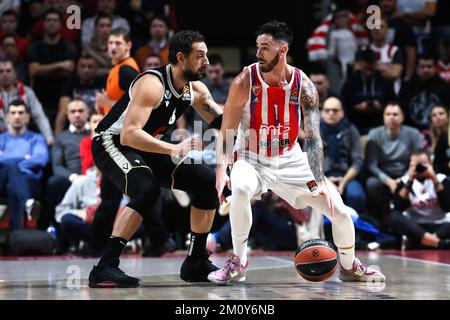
[96,65,194,139]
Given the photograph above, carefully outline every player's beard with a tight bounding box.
[259,51,280,73]
[183,66,204,81]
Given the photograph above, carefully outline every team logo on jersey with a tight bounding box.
[164,90,172,100]
[165,101,170,107]
[306,180,318,192]
[252,85,261,96]
[182,85,191,101]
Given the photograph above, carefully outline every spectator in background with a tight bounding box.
[423,105,449,154]
[0,100,48,231]
[436,38,450,82]
[327,8,358,93]
[0,58,53,145]
[143,53,163,71]
[55,166,99,250]
[134,15,170,71]
[431,0,450,45]
[0,10,29,58]
[310,71,338,110]
[201,54,231,105]
[367,17,404,94]
[390,149,450,249]
[0,1,20,15]
[1,34,28,84]
[27,8,77,127]
[55,54,105,134]
[341,48,396,135]
[320,97,366,213]
[95,28,140,115]
[365,103,424,225]
[80,113,103,176]
[120,0,148,50]
[29,0,81,47]
[379,0,417,80]
[82,12,113,79]
[81,0,130,45]
[46,100,90,228]
[433,120,450,177]
[399,54,450,130]
[396,0,437,55]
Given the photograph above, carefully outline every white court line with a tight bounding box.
[385,254,450,268]
[263,256,293,266]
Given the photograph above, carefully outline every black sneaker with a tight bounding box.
[180,255,219,282]
[88,265,143,288]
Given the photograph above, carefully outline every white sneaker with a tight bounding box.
[339,258,386,282]
[25,199,41,221]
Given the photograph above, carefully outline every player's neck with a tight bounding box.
[260,63,292,87]
[170,64,188,91]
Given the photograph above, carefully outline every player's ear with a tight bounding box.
[280,44,289,55]
[176,51,185,64]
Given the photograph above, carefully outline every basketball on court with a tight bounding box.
[294,239,338,282]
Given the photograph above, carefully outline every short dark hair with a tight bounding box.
[44,8,62,22]
[255,20,293,46]
[208,54,223,66]
[150,15,169,28]
[95,12,113,27]
[384,101,403,113]
[8,99,30,113]
[78,53,97,63]
[1,9,18,20]
[110,27,131,42]
[417,53,436,64]
[0,57,14,65]
[168,30,205,64]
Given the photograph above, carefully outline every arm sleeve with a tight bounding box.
[365,131,389,183]
[18,134,49,175]
[350,125,363,173]
[52,135,73,178]
[27,88,54,141]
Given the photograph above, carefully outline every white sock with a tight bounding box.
[337,245,355,270]
[232,233,249,266]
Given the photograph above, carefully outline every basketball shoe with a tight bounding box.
[88,265,143,288]
[339,258,386,282]
[207,255,248,285]
[180,251,219,282]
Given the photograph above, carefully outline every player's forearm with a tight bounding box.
[216,129,234,167]
[120,128,175,155]
[304,134,325,183]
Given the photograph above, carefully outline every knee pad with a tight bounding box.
[126,169,161,217]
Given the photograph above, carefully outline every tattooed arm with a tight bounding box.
[192,81,223,124]
[301,72,324,183]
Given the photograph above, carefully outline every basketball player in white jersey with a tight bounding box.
[208,21,386,284]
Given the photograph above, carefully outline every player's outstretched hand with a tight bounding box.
[216,167,231,204]
[173,136,203,157]
[312,181,335,215]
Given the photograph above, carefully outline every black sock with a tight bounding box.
[98,236,127,267]
[187,232,208,259]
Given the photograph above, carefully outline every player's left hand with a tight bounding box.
[312,181,335,215]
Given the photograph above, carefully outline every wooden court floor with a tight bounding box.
[0,251,449,300]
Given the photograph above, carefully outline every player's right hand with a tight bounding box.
[216,166,231,204]
[173,136,203,157]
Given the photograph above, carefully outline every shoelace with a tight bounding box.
[355,262,368,274]
[223,256,238,273]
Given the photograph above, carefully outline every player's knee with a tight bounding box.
[330,204,353,224]
[231,181,254,199]
[126,169,161,216]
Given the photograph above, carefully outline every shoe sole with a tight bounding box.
[207,274,246,285]
[88,281,143,288]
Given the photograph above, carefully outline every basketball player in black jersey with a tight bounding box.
[88,30,224,288]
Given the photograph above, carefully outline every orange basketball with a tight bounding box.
[294,239,338,282]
